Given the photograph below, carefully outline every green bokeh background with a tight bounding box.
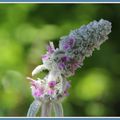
[0,4,120,116]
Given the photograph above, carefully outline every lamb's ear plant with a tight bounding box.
[27,19,112,117]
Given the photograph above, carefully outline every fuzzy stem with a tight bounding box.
[41,101,52,117]
[53,101,63,117]
[27,100,41,117]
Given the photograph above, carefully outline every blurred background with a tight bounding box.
[0,4,120,116]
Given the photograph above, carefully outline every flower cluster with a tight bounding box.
[27,19,112,117]
[27,76,70,102]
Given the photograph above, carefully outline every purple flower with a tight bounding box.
[61,56,70,62]
[58,56,70,70]
[47,89,55,95]
[33,87,44,97]
[48,81,56,87]
[42,42,56,61]
[58,62,65,69]
[47,45,54,54]
[66,81,71,89]
[34,89,42,97]
[63,37,76,50]
[68,37,76,46]
[47,42,55,54]
[42,54,49,61]
[63,44,69,50]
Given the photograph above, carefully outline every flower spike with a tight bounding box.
[27,19,112,117]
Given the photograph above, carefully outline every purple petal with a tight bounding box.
[61,56,70,62]
[66,81,71,89]
[34,89,42,97]
[63,37,76,50]
[47,44,55,54]
[58,62,65,69]
[42,54,49,61]
[47,89,55,95]
[63,44,70,50]
[68,37,76,47]
[48,81,56,87]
